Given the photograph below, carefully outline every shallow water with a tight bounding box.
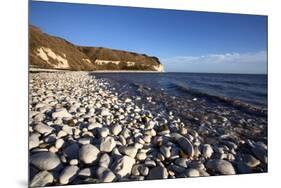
[93,72,267,108]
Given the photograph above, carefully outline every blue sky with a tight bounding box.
[29,1,267,74]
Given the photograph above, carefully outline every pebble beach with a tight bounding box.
[29,72,268,187]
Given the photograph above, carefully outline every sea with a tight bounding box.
[94,73,267,109]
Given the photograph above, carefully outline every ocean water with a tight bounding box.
[94,73,267,108]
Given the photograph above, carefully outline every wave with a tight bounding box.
[224,80,253,87]
[170,81,267,117]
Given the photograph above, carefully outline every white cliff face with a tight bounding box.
[82,58,92,64]
[94,60,136,66]
[36,47,70,69]
[126,61,136,66]
[95,59,120,65]
[153,64,164,72]
[94,59,164,71]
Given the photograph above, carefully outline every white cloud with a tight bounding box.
[162,51,267,64]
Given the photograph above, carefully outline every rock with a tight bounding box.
[44,133,56,143]
[62,125,73,135]
[157,153,165,161]
[100,127,109,138]
[121,128,131,138]
[55,139,64,149]
[172,133,194,158]
[79,144,100,164]
[132,165,141,176]
[160,146,171,158]
[33,113,45,121]
[100,136,116,152]
[190,161,205,170]
[139,166,149,176]
[202,144,213,158]
[146,121,156,129]
[251,142,268,163]
[236,162,252,174]
[34,123,54,135]
[59,165,79,184]
[221,140,238,150]
[132,164,149,176]
[96,167,116,182]
[63,143,80,160]
[112,148,122,156]
[69,159,79,166]
[74,128,81,136]
[185,168,200,177]
[145,160,156,168]
[198,169,210,177]
[170,163,186,173]
[30,152,61,170]
[78,107,86,113]
[144,129,156,137]
[88,122,102,130]
[49,146,58,153]
[170,147,180,159]
[78,168,92,177]
[244,154,261,167]
[119,146,138,158]
[34,103,45,109]
[52,108,72,119]
[78,138,91,145]
[119,135,126,145]
[29,133,40,149]
[111,124,122,135]
[174,158,189,168]
[206,159,236,175]
[57,130,68,138]
[100,109,111,116]
[99,153,111,168]
[193,146,201,158]
[30,171,53,187]
[134,142,144,149]
[148,166,168,179]
[124,98,132,103]
[136,152,147,161]
[143,135,151,143]
[113,156,135,177]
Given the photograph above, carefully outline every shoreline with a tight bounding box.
[29,68,164,73]
[29,71,267,187]
[29,68,267,76]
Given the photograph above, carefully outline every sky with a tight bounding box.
[29,1,268,74]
